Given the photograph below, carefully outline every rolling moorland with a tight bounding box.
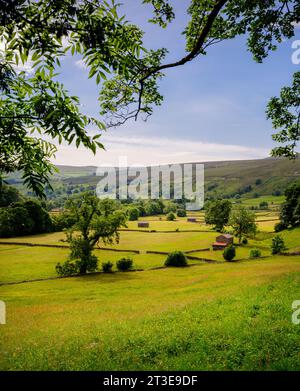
[1,157,300,370]
[6,156,300,205]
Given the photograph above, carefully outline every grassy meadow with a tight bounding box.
[1,208,300,370]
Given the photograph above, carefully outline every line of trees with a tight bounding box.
[0,198,53,237]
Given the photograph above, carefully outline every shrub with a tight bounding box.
[56,259,78,277]
[116,258,133,271]
[165,251,187,267]
[274,222,287,232]
[259,201,269,210]
[128,207,139,221]
[271,235,287,255]
[223,246,236,261]
[177,209,186,217]
[102,261,113,273]
[250,248,261,258]
[242,237,248,245]
[167,212,176,221]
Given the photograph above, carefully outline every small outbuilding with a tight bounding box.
[216,234,233,245]
[212,242,228,251]
[212,234,234,251]
[187,217,197,223]
[138,221,149,228]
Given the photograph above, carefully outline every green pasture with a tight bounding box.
[1,255,300,370]
[1,213,300,371]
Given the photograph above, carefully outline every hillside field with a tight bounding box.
[1,214,300,371]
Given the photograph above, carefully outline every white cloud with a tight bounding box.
[185,97,240,115]
[51,134,269,167]
[75,59,87,70]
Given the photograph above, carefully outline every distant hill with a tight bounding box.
[57,156,300,197]
[6,156,300,200]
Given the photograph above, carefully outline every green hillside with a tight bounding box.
[6,156,300,202]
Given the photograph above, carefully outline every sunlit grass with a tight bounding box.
[1,256,300,370]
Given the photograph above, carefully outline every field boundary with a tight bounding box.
[118,229,213,233]
[184,248,210,253]
[0,241,140,254]
[0,262,210,287]
[1,253,297,287]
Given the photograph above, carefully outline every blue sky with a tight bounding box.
[53,0,300,166]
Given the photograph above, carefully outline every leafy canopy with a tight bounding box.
[229,206,257,243]
[56,193,127,275]
[205,199,232,231]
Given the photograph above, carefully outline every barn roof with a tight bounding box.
[217,234,233,238]
[212,242,228,246]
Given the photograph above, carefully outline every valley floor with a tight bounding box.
[1,218,300,370]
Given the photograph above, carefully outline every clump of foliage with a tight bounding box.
[102,261,113,273]
[116,258,133,271]
[259,201,269,210]
[205,199,232,231]
[56,259,78,277]
[128,207,140,221]
[229,206,257,243]
[274,222,286,232]
[279,182,300,229]
[223,246,236,262]
[165,251,187,267]
[0,198,52,237]
[55,194,127,275]
[51,211,77,231]
[250,248,262,258]
[271,235,287,255]
[267,72,300,158]
[163,201,177,214]
[0,184,23,207]
[177,209,186,217]
[167,212,176,221]
[242,237,248,245]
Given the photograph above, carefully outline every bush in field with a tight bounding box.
[271,235,287,254]
[242,237,248,245]
[128,207,139,221]
[274,222,287,232]
[163,201,177,214]
[116,258,133,271]
[56,259,78,277]
[177,209,186,217]
[259,201,269,210]
[223,246,236,261]
[250,248,261,258]
[102,261,113,273]
[167,212,176,221]
[165,251,187,267]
